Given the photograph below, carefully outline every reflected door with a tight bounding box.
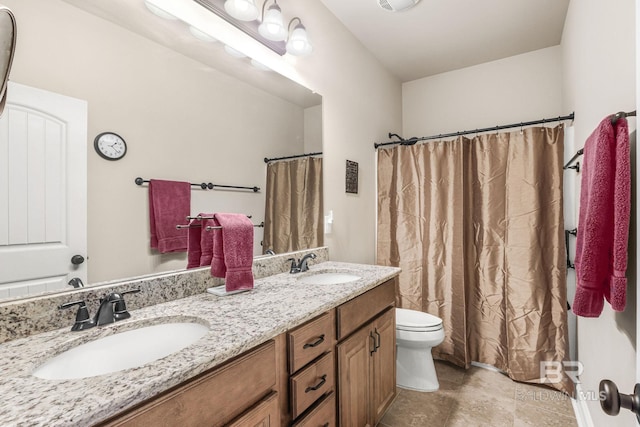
[0,82,87,298]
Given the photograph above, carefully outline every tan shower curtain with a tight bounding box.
[377,126,573,395]
[263,157,323,254]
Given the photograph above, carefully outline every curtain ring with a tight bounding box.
[520,122,524,134]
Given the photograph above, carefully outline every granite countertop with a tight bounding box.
[0,261,400,427]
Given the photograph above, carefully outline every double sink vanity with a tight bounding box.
[0,251,400,426]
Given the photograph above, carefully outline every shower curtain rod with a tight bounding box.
[264,151,322,163]
[374,113,575,149]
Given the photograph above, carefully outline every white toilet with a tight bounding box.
[395,307,445,392]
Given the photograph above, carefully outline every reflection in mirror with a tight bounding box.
[0,5,16,116]
[263,155,323,254]
[0,0,322,302]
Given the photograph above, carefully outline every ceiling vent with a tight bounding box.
[378,0,421,12]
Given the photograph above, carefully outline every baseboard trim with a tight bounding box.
[572,383,594,427]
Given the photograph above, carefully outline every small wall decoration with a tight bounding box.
[346,160,359,194]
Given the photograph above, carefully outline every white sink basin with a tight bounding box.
[33,322,209,380]
[298,272,361,285]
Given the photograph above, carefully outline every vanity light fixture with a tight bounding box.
[223,0,259,21]
[198,0,312,56]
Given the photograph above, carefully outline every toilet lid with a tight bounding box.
[396,308,443,330]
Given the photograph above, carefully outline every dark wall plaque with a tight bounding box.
[346,160,358,194]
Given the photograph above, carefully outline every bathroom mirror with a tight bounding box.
[0,0,322,301]
[0,5,16,116]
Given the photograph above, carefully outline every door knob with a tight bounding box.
[599,379,640,422]
[71,255,85,265]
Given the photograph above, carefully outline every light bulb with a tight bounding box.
[258,4,286,41]
[224,0,259,21]
[286,24,312,56]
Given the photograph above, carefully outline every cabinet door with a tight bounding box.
[337,325,373,427]
[371,308,396,424]
[227,392,280,427]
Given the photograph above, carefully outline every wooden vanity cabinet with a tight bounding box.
[95,278,397,427]
[97,340,280,427]
[336,279,396,427]
[286,310,337,426]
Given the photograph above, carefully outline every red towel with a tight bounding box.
[573,117,630,316]
[186,217,202,269]
[211,213,254,292]
[149,179,190,253]
[209,216,224,274]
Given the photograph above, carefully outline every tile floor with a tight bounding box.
[380,361,578,427]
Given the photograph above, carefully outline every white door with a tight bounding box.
[0,82,87,299]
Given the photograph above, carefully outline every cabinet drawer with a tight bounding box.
[288,310,335,373]
[101,341,276,427]
[336,279,395,340]
[227,391,280,427]
[292,391,336,427]
[290,351,335,419]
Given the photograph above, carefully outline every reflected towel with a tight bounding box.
[210,216,225,275]
[149,179,190,253]
[573,117,630,316]
[199,215,215,267]
[212,213,254,292]
[186,217,202,269]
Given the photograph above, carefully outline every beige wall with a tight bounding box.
[402,46,564,138]
[288,2,403,264]
[5,0,308,283]
[562,0,637,426]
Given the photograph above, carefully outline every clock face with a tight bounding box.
[94,132,127,160]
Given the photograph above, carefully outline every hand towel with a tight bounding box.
[186,217,202,269]
[608,118,630,311]
[149,179,190,253]
[212,213,254,292]
[573,117,630,316]
[210,216,225,275]
[199,216,215,267]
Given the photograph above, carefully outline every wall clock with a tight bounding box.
[94,132,127,161]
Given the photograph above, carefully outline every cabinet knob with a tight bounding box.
[599,379,640,422]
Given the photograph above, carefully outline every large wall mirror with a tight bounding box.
[0,0,322,301]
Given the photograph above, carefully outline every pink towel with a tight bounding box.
[573,117,630,317]
[211,213,254,292]
[149,179,190,253]
[186,217,202,269]
[197,216,214,267]
[208,216,224,273]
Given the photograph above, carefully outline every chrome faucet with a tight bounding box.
[287,253,317,274]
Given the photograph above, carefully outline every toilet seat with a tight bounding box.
[396,308,443,332]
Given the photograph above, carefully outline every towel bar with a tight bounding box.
[176,221,264,230]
